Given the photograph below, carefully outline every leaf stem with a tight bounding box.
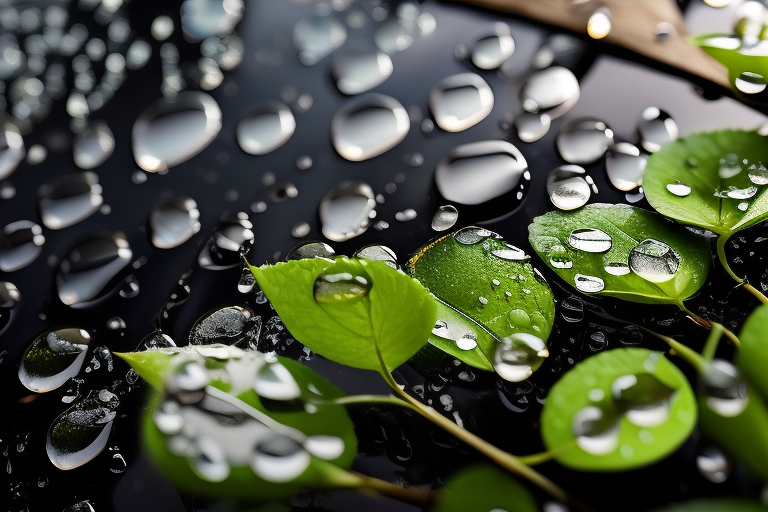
[701,322,724,362]
[716,235,768,305]
[679,305,740,348]
[318,464,435,507]
[642,328,707,373]
[516,448,563,466]
[323,395,412,408]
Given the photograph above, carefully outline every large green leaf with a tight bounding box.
[250,257,437,373]
[693,34,768,102]
[541,348,697,471]
[407,227,555,371]
[431,464,538,512]
[528,204,710,306]
[650,499,768,512]
[643,130,768,236]
[735,304,768,401]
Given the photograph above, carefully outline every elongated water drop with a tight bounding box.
[250,434,310,482]
[666,180,691,197]
[198,216,254,270]
[189,306,257,347]
[628,239,680,283]
[735,71,767,94]
[253,362,302,401]
[704,359,748,417]
[574,274,605,293]
[314,268,372,304]
[557,117,614,164]
[0,220,44,272]
[18,328,91,393]
[568,228,612,253]
[319,181,376,242]
[546,165,590,210]
[38,172,104,230]
[520,66,580,119]
[515,113,550,143]
[637,107,678,153]
[0,124,25,180]
[304,435,344,460]
[470,23,514,70]
[429,73,494,132]
[149,196,201,249]
[354,244,398,268]
[73,121,115,169]
[491,242,528,261]
[332,50,393,95]
[493,333,548,382]
[331,94,409,161]
[236,102,295,155]
[431,205,459,232]
[572,405,620,455]
[604,263,630,276]
[725,185,757,199]
[605,142,646,191]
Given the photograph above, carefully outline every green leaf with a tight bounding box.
[541,347,697,471]
[528,203,710,306]
[643,129,768,236]
[431,464,538,512]
[250,257,437,373]
[735,304,768,401]
[692,34,768,102]
[407,227,555,371]
[650,499,768,512]
[132,345,357,501]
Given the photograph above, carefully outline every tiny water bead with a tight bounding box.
[72,121,115,169]
[628,239,681,283]
[188,306,259,347]
[574,273,605,293]
[0,220,44,272]
[332,50,393,95]
[556,117,615,165]
[567,228,612,253]
[431,205,459,232]
[703,359,749,418]
[18,328,92,393]
[546,165,591,210]
[493,333,549,382]
[38,171,104,230]
[470,23,514,70]
[637,107,678,153]
[236,102,296,155]
[293,16,347,66]
[313,269,372,304]
[331,93,409,161]
[605,142,646,192]
[149,196,201,249]
[515,112,551,143]
[428,72,494,132]
[318,181,376,242]
[572,405,620,455]
[0,281,20,334]
[666,180,691,197]
[519,66,580,119]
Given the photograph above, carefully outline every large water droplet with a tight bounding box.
[546,165,591,210]
[331,94,409,161]
[149,196,201,249]
[637,107,678,153]
[180,0,244,41]
[319,181,376,242]
[572,405,620,455]
[452,226,494,245]
[428,73,494,132]
[568,228,612,253]
[18,328,91,393]
[236,102,296,155]
[612,373,674,427]
[471,23,514,70]
[0,124,25,180]
[46,389,119,469]
[721,185,758,200]
[666,180,691,197]
[735,71,767,94]
[493,332,549,382]
[704,359,748,417]
[189,436,230,482]
[605,142,646,191]
[431,205,459,232]
[38,171,104,230]
[198,215,254,270]
[132,91,222,172]
[574,274,605,293]
[286,241,335,261]
[314,268,372,304]
[696,446,731,483]
[435,140,529,205]
[0,220,44,272]
[293,16,347,66]
[56,232,133,307]
[304,435,344,460]
[0,282,20,335]
[250,434,310,483]
[557,118,614,164]
[515,112,551,143]
[587,7,612,39]
[519,66,580,119]
[253,362,302,401]
[73,121,115,169]
[332,50,393,95]
[628,239,680,283]
[354,244,398,269]
[189,306,258,347]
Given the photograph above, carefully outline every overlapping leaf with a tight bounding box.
[431,464,537,512]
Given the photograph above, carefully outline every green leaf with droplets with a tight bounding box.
[528,203,710,306]
[406,227,555,371]
[249,257,437,373]
[431,464,537,512]
[122,346,358,501]
[643,129,768,236]
[541,347,697,471]
[735,304,768,401]
[650,499,768,512]
[692,34,768,102]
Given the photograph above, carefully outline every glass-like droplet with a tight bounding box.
[704,359,748,417]
[38,171,103,230]
[611,373,674,427]
[354,244,398,269]
[735,71,767,94]
[304,435,344,460]
[724,185,758,200]
[452,226,493,245]
[431,205,459,232]
[0,220,44,272]
[236,102,296,155]
[251,434,310,483]
[46,389,119,470]
[605,142,646,191]
[574,274,605,293]
[0,282,20,335]
[637,107,678,153]
[73,121,115,169]
[435,140,529,205]
[166,359,209,404]
[238,267,256,293]
[547,244,573,269]
[604,263,630,276]
[331,94,409,161]
[738,201,749,212]
[428,73,494,132]
[190,436,230,482]
[515,112,551,143]
[696,446,732,483]
[572,405,620,455]
[319,181,376,242]
[18,328,91,393]
[666,180,691,197]
[180,0,244,41]
[153,399,184,436]
[747,164,768,185]
[198,216,254,270]
[493,333,549,382]
[332,50,393,95]
[587,7,612,39]
[556,117,615,164]
[56,232,133,307]
[0,124,25,180]
[546,165,591,211]
[628,239,680,283]
[286,241,335,261]
[137,331,176,351]
[253,362,302,401]
[132,91,222,172]
[149,196,201,249]
[519,66,580,119]
[491,242,528,261]
[189,306,257,347]
[293,16,347,66]
[568,228,612,253]
[314,269,372,304]
[718,153,742,179]
[470,23,514,70]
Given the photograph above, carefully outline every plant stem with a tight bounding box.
[680,305,740,348]
[324,395,411,408]
[716,234,768,305]
[643,328,708,373]
[701,322,724,362]
[319,464,435,507]
[517,449,562,466]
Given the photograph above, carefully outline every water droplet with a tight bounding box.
[515,112,551,143]
[718,153,742,179]
[18,328,91,393]
[190,436,230,482]
[132,91,222,172]
[428,73,494,132]
[604,262,630,276]
[0,282,20,335]
[304,435,344,460]
[138,331,176,351]
[666,180,691,197]
[520,66,580,119]
[254,362,302,401]
[251,434,310,482]
[704,359,748,417]
[605,142,646,191]
[198,216,254,270]
[293,16,347,65]
[153,399,184,436]
[493,333,548,382]
[568,228,612,253]
[452,226,493,245]
[612,373,674,427]
[547,244,573,269]
[747,164,768,184]
[0,220,44,272]
[149,196,201,249]
[735,71,767,94]
[628,239,680,283]
[0,124,25,180]
[286,241,335,261]
[556,117,615,164]
[655,22,676,42]
[435,140,529,205]
[696,446,731,483]
[431,205,459,232]
[318,181,376,242]
[332,50,393,95]
[56,232,133,307]
[572,405,620,455]
[237,267,256,294]
[724,185,758,200]
[395,209,417,221]
[314,268,372,304]
[574,274,605,293]
[46,389,119,469]
[637,107,678,153]
[471,23,514,69]
[180,0,244,41]
[331,94,409,161]
[738,201,750,211]
[587,7,612,39]
[560,295,584,322]
[236,102,296,155]
[38,171,104,230]
[546,165,591,210]
[166,359,209,403]
[354,245,398,269]
[491,243,528,261]
[456,334,478,350]
[189,306,258,347]
[73,121,114,169]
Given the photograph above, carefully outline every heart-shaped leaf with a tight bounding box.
[643,129,768,236]
[692,34,768,101]
[541,347,697,471]
[528,203,710,306]
[431,464,538,512]
[250,257,437,373]
[734,304,768,401]
[650,499,768,512]
[407,227,555,372]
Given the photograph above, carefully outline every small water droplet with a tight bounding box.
[395,209,417,221]
[314,266,372,304]
[331,93,409,161]
[452,226,493,245]
[254,362,302,401]
[655,22,676,42]
[0,125,25,180]
[251,434,311,482]
[18,328,91,393]
[491,242,528,261]
[735,71,767,94]
[556,117,614,164]
[456,334,478,350]
[604,262,630,276]
[304,435,344,460]
[568,228,612,253]
[704,359,748,417]
[319,181,376,242]
[638,107,678,153]
[138,331,176,351]
[587,7,612,39]
[605,142,646,191]
[293,16,347,66]
[696,446,731,483]
[515,112,551,143]
[149,196,201,249]
[0,220,44,272]
[73,121,114,169]
[572,405,620,455]
[493,333,548,382]
[547,165,591,210]
[574,274,605,293]
[0,282,20,335]
[666,180,691,197]
[190,436,230,482]
[520,66,580,119]
[612,373,674,427]
[471,23,515,70]
[429,73,494,132]
[547,244,573,269]
[718,153,742,179]
[354,245,398,268]
[166,359,209,404]
[748,164,768,185]
[38,171,103,230]
[628,239,680,283]
[236,102,296,155]
[332,50,393,95]
[738,201,749,211]
[189,306,258,348]
[431,205,459,232]
[286,241,335,261]
[198,216,254,270]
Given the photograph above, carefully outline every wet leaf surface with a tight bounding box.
[431,464,537,512]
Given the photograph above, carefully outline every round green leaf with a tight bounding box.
[541,347,697,471]
[735,304,768,401]
[643,129,768,236]
[407,227,555,371]
[250,257,437,373]
[650,499,768,512]
[528,204,710,305]
[431,464,538,512]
